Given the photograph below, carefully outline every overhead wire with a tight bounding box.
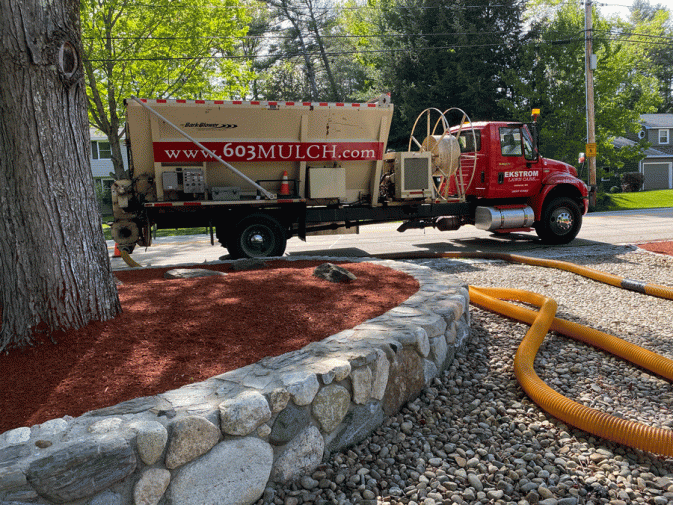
[81,1,671,63]
[82,30,516,41]
[129,2,523,9]
[84,32,672,63]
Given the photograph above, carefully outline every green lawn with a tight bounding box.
[594,189,673,212]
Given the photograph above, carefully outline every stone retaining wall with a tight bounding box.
[0,258,470,505]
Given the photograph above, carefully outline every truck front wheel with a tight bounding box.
[229,214,287,259]
[535,197,582,244]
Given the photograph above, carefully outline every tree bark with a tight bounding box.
[0,0,122,351]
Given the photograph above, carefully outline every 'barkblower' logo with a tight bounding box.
[182,123,238,129]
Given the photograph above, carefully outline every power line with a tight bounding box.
[88,32,669,63]
[85,41,530,63]
[83,28,672,59]
[128,2,522,8]
[598,36,673,46]
[82,30,516,42]
[595,30,673,41]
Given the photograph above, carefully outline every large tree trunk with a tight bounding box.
[0,0,122,351]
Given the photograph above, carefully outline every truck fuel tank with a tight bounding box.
[475,205,534,231]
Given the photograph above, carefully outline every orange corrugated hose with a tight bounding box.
[375,250,673,456]
[377,251,673,300]
[469,286,673,457]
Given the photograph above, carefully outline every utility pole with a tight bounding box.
[585,0,597,206]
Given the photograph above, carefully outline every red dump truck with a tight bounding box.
[110,96,588,258]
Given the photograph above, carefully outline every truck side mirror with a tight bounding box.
[528,123,540,162]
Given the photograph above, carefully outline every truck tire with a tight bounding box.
[228,214,287,259]
[535,197,582,245]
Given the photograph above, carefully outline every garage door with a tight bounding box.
[642,162,672,190]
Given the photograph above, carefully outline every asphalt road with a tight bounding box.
[109,208,673,269]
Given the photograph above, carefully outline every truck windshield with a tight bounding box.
[456,130,481,153]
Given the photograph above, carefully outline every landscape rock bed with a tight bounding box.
[0,258,470,505]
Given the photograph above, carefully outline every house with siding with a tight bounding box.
[90,129,128,214]
[636,114,673,190]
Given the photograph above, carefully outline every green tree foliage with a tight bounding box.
[628,0,672,112]
[238,2,275,99]
[254,0,361,102]
[504,1,661,177]
[336,0,389,100]
[341,0,529,148]
[81,0,253,178]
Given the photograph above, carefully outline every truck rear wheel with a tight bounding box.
[535,197,582,245]
[228,214,287,259]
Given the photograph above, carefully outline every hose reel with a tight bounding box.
[408,107,478,202]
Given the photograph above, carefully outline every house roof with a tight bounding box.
[640,114,673,129]
[89,129,125,141]
[644,146,671,156]
[613,136,636,149]
[89,128,107,141]
[613,136,670,156]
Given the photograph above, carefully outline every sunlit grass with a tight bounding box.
[602,189,673,211]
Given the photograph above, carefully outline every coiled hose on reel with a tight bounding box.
[375,250,673,457]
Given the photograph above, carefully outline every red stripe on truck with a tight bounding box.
[153,141,385,163]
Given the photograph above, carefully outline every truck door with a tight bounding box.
[490,126,541,199]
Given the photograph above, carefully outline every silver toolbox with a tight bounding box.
[211,186,241,201]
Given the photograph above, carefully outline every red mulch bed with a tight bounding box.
[0,261,419,433]
[637,240,673,256]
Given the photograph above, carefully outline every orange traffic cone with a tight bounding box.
[279,170,290,196]
[113,243,122,257]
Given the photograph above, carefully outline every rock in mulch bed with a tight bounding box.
[163,268,228,279]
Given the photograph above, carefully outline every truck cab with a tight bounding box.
[454,121,589,244]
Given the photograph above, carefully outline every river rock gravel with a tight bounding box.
[259,244,673,505]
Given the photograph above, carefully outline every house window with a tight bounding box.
[660,129,670,145]
[91,141,112,159]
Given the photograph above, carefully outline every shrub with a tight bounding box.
[590,192,613,212]
[621,172,644,192]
